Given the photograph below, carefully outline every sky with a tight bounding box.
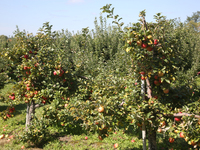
[0,0,200,37]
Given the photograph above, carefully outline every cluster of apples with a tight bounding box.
[22,64,31,75]
[136,35,158,52]
[53,66,65,77]
[9,93,15,100]
[154,71,170,94]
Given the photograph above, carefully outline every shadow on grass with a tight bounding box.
[0,102,27,112]
[156,133,193,150]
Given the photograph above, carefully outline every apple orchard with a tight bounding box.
[0,4,200,150]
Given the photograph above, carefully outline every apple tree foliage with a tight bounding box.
[0,35,17,120]
[2,22,77,132]
[100,4,200,149]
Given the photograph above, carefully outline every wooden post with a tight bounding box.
[141,74,147,150]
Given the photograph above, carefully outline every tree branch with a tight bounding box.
[173,112,200,119]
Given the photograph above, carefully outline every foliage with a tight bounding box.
[101,4,200,149]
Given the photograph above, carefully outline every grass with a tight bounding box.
[0,80,199,150]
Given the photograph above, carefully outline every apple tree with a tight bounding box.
[3,22,76,132]
[101,4,200,150]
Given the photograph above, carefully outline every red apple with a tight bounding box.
[34,91,38,95]
[42,100,46,104]
[179,132,185,138]
[53,71,57,75]
[157,128,162,133]
[27,87,31,91]
[9,135,14,139]
[9,108,14,113]
[24,55,28,59]
[154,80,159,85]
[141,76,146,80]
[98,106,104,113]
[42,96,47,100]
[131,139,135,142]
[21,145,25,149]
[175,117,181,122]
[140,71,145,75]
[154,95,158,99]
[85,136,88,140]
[24,66,28,70]
[26,71,31,75]
[11,96,15,100]
[147,46,153,51]
[6,114,11,118]
[154,39,158,45]
[190,140,196,146]
[169,137,174,143]
[34,63,39,67]
[163,89,169,94]
[159,79,162,84]
[154,75,158,79]
[160,121,166,127]
[141,43,147,48]
[114,143,119,149]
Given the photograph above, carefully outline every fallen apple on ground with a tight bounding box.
[114,143,119,149]
[0,134,5,139]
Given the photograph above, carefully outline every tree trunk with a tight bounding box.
[142,122,147,150]
[26,100,36,131]
[148,129,157,150]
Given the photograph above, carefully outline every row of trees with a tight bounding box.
[0,6,200,150]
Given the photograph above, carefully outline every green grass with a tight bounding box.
[0,83,15,96]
